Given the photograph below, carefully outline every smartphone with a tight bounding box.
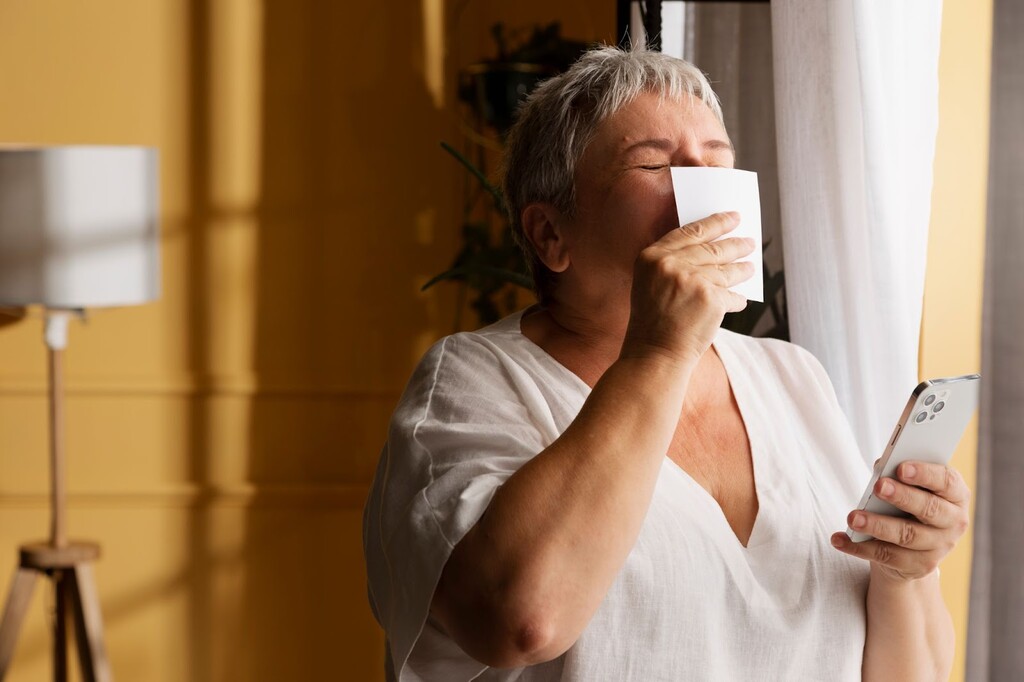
[846,374,981,543]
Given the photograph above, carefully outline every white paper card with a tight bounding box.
[670,167,763,302]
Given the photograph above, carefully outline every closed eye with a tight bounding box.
[638,165,668,171]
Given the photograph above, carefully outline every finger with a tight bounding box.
[896,461,970,505]
[685,237,757,266]
[698,260,755,288]
[847,510,942,551]
[658,211,741,248]
[724,290,748,314]
[830,533,941,579]
[874,477,960,529]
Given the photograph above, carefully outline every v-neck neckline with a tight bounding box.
[512,307,765,550]
[661,335,766,551]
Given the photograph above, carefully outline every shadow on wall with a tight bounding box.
[184,1,452,679]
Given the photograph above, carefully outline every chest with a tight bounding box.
[666,390,758,545]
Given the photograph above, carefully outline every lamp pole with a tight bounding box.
[45,311,71,549]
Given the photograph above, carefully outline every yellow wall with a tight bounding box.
[0,1,451,679]
[0,1,610,680]
[924,1,993,681]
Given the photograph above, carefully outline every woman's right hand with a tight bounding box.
[621,211,755,368]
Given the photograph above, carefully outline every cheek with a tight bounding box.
[654,190,681,234]
[572,171,679,268]
[611,172,679,238]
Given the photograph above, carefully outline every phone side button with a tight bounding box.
[890,424,902,446]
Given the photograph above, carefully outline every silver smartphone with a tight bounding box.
[846,374,981,543]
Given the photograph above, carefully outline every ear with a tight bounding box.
[521,203,571,273]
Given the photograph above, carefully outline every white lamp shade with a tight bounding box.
[0,146,160,308]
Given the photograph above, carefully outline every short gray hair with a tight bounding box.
[501,46,724,303]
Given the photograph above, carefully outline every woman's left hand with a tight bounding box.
[830,461,971,582]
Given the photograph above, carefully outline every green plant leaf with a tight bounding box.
[441,141,507,214]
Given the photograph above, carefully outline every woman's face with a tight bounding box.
[559,92,735,304]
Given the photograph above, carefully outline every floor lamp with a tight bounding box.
[0,146,160,682]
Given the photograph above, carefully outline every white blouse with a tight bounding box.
[363,309,872,681]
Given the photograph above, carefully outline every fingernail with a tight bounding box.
[745,238,756,247]
[903,463,917,480]
[880,480,895,497]
[727,211,740,221]
[830,534,844,548]
[851,514,867,529]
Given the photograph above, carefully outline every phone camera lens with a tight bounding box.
[933,401,945,413]
[924,395,936,406]
[915,411,928,423]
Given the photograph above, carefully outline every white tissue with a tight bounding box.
[670,167,763,302]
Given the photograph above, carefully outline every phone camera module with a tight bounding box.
[915,411,928,423]
[933,401,945,413]
[924,394,936,406]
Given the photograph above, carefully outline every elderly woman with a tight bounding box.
[363,46,969,681]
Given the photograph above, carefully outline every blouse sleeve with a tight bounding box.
[363,333,550,681]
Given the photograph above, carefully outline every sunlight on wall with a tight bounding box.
[206,0,263,392]
[422,0,446,109]
[210,0,264,210]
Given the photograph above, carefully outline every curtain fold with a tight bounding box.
[966,0,1024,676]
[682,3,783,337]
[770,1,943,462]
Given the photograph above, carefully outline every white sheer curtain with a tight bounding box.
[770,1,943,462]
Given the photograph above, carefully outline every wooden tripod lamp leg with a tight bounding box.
[0,568,38,677]
[55,571,68,682]
[68,563,112,682]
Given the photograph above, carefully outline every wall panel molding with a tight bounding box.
[0,483,370,509]
[0,373,402,399]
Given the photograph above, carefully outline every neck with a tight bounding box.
[523,293,724,409]
[528,292,630,361]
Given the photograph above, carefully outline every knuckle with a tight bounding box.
[921,495,943,523]
[943,466,958,493]
[700,241,724,259]
[693,281,716,303]
[653,255,677,278]
[683,220,708,240]
[873,543,894,564]
[898,523,917,547]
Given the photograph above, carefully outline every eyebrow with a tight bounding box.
[621,137,736,157]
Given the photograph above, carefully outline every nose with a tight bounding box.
[673,144,711,167]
